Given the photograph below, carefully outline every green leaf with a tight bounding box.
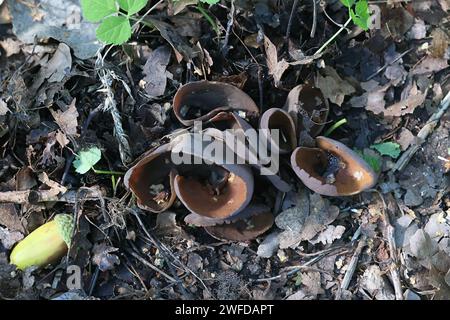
[370,142,401,159]
[80,0,117,22]
[117,0,148,16]
[355,0,369,20]
[356,150,381,172]
[350,9,369,30]
[73,147,102,174]
[96,16,132,45]
[340,0,355,8]
[199,0,220,4]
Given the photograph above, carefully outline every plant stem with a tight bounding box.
[92,168,124,175]
[314,17,352,56]
[324,118,347,137]
[196,4,220,38]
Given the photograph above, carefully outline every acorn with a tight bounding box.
[10,214,74,270]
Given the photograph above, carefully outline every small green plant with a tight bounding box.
[73,146,102,174]
[81,0,221,45]
[370,141,401,159]
[340,0,370,31]
[314,0,371,55]
[81,0,149,45]
[355,149,381,172]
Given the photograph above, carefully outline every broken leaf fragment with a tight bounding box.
[370,141,401,159]
[73,147,102,174]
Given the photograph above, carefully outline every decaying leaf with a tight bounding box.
[316,67,355,106]
[276,190,340,248]
[0,38,22,57]
[383,82,426,117]
[412,56,449,75]
[154,211,183,237]
[409,229,439,262]
[141,45,171,97]
[92,243,120,271]
[300,271,325,297]
[0,98,10,116]
[264,36,289,88]
[0,226,24,250]
[309,225,346,245]
[50,99,79,137]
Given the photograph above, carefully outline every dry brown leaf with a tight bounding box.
[316,67,355,106]
[412,56,449,75]
[383,83,426,117]
[0,98,9,116]
[50,98,79,137]
[264,36,289,88]
[396,128,415,151]
[0,38,22,57]
[141,46,171,97]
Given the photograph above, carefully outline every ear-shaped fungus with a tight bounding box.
[204,211,274,241]
[124,144,176,212]
[284,84,329,137]
[290,136,377,196]
[260,108,297,154]
[173,81,259,126]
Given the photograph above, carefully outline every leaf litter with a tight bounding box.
[0,0,449,301]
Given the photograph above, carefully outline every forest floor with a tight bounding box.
[0,0,449,300]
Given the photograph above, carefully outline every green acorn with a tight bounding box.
[10,214,74,270]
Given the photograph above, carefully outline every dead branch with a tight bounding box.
[393,90,450,172]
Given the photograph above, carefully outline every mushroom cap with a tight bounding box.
[284,84,329,138]
[174,163,254,219]
[173,80,259,126]
[124,144,177,212]
[204,211,274,241]
[290,136,378,196]
[184,204,270,227]
[260,108,297,154]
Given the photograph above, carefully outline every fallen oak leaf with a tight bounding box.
[264,35,289,88]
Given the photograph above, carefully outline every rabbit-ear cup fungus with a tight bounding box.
[290,136,377,196]
[174,164,254,219]
[184,204,270,227]
[124,144,177,212]
[173,80,260,126]
[284,84,329,138]
[260,108,297,154]
[204,211,274,241]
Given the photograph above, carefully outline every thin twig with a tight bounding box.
[336,236,366,300]
[285,0,299,41]
[372,190,404,300]
[311,0,317,38]
[392,90,450,172]
[129,251,177,283]
[221,0,235,55]
[365,48,413,81]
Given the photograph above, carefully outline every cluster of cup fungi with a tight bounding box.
[124,81,378,242]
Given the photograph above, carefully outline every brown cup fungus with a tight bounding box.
[291,136,377,196]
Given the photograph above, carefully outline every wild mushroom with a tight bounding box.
[173,80,259,126]
[204,211,274,241]
[260,108,297,154]
[184,203,270,227]
[174,163,254,219]
[284,84,329,138]
[124,144,177,212]
[290,136,377,196]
